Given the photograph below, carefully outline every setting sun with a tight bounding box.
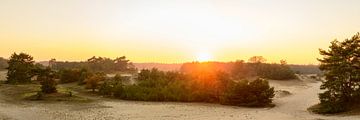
[196,52,213,62]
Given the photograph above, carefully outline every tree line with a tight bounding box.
[49,56,136,73]
[181,58,297,80]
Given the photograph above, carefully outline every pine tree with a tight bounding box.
[37,68,57,94]
[6,53,35,84]
[317,33,360,113]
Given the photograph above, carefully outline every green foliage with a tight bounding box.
[78,68,92,85]
[85,73,105,92]
[254,63,297,80]
[289,65,322,74]
[221,78,275,107]
[98,75,123,96]
[182,59,297,80]
[37,68,57,94]
[309,102,347,114]
[6,53,35,84]
[52,56,136,73]
[314,32,360,114]
[98,81,113,96]
[98,68,274,107]
[59,69,81,83]
[248,56,267,63]
[59,68,91,84]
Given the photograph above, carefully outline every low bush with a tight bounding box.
[220,78,275,107]
[85,73,105,92]
[59,68,92,84]
[309,102,347,114]
[255,64,297,80]
[59,69,81,83]
[36,68,57,94]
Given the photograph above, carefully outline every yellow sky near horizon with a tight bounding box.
[1,0,360,64]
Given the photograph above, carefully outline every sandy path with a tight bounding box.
[0,78,359,120]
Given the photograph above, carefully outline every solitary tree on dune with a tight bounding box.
[316,32,360,113]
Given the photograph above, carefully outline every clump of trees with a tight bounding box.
[99,68,275,107]
[6,53,58,94]
[311,33,360,114]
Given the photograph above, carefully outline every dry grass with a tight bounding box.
[0,83,92,104]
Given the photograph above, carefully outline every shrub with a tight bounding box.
[85,73,105,92]
[37,68,57,94]
[39,75,57,94]
[255,63,297,80]
[113,83,124,98]
[221,78,274,107]
[309,102,347,114]
[78,68,92,85]
[59,69,81,83]
[98,81,114,96]
[98,75,123,97]
[58,68,92,84]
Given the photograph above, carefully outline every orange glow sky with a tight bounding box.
[1,0,359,64]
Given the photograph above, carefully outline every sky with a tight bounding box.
[0,0,359,64]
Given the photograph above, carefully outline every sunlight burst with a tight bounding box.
[196,52,213,62]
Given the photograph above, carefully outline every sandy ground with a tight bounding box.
[0,75,359,120]
[0,71,6,81]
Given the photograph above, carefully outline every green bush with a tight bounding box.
[85,73,105,92]
[255,64,297,80]
[37,68,57,94]
[98,81,114,96]
[310,102,347,114]
[98,75,123,97]
[39,75,57,94]
[59,69,81,83]
[221,78,274,107]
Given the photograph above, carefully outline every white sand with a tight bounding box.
[0,76,359,120]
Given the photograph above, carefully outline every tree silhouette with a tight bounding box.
[6,53,35,84]
[248,56,267,63]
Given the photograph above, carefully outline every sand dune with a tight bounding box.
[0,76,359,120]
